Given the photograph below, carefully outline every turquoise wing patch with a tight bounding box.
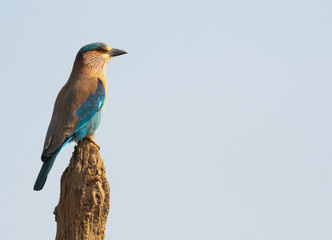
[73,79,105,133]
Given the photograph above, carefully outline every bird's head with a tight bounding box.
[77,42,127,74]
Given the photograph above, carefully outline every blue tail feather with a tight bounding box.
[34,137,72,191]
[33,156,56,191]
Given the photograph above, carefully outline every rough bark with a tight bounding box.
[54,138,110,240]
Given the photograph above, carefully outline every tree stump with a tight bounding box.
[54,138,110,240]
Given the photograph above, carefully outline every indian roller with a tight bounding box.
[33,42,127,191]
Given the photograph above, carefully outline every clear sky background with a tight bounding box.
[1,0,331,239]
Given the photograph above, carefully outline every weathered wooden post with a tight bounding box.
[53,138,110,240]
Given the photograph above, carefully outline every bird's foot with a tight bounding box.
[84,135,100,149]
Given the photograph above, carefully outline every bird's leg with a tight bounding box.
[84,135,100,149]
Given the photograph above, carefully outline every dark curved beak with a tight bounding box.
[109,48,127,57]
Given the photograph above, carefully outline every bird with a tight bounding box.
[33,42,127,191]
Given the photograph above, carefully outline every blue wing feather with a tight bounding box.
[40,79,105,161]
[72,79,105,135]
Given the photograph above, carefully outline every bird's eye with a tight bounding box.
[96,47,101,52]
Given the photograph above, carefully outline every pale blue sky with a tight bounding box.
[1,0,332,239]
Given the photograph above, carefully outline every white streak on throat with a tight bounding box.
[83,52,109,75]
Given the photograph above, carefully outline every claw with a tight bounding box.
[84,135,100,149]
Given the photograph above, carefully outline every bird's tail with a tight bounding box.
[33,155,56,191]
